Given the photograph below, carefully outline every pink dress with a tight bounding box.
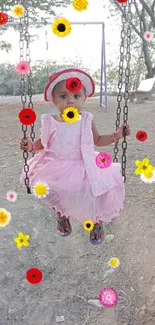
[20,111,125,224]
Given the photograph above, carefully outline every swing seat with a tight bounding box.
[129,77,155,103]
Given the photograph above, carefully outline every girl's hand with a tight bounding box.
[116,123,131,140]
[20,137,33,152]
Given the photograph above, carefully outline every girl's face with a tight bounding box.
[52,80,86,114]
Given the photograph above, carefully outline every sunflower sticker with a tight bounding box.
[83,220,94,232]
[62,107,80,123]
[51,18,72,37]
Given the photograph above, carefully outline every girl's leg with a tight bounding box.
[56,212,72,236]
[90,221,104,244]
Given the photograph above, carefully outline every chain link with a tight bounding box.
[24,5,36,147]
[121,0,132,182]
[113,0,132,183]
[19,0,35,194]
[113,3,127,164]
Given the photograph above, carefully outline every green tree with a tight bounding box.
[0,59,90,95]
[0,0,70,21]
[109,0,155,78]
[0,0,71,53]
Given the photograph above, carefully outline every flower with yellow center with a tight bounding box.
[135,158,155,178]
[51,18,72,37]
[11,5,25,18]
[32,181,50,199]
[109,257,120,268]
[62,107,80,123]
[72,0,89,12]
[0,208,11,227]
[83,220,94,232]
[14,232,30,249]
[140,170,155,183]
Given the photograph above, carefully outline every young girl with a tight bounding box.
[20,67,131,244]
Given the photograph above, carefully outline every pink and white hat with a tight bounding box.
[44,67,95,102]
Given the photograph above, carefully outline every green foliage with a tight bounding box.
[0,0,70,21]
[0,40,12,53]
[107,0,155,78]
[0,59,90,96]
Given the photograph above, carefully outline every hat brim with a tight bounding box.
[44,68,95,102]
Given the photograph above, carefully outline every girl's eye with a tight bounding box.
[60,95,67,99]
[74,94,80,99]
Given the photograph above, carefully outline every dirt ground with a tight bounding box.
[0,94,155,325]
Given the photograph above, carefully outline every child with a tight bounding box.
[20,67,131,244]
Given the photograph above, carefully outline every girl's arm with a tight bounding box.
[30,138,44,152]
[92,120,119,147]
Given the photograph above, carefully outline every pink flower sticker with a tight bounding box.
[99,287,118,307]
[144,31,153,41]
[16,61,30,75]
[6,191,18,202]
[96,152,112,168]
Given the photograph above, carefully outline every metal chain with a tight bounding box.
[24,4,36,149]
[113,0,132,183]
[19,1,35,194]
[113,3,127,164]
[121,0,132,182]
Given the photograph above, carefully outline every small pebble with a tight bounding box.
[56,316,65,323]
[88,299,103,308]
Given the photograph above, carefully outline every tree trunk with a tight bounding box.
[143,42,155,78]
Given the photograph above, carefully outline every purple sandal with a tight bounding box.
[57,215,72,236]
[90,222,104,244]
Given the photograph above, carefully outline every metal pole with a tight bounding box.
[7,19,107,110]
[100,24,104,108]
[7,20,105,26]
[102,25,108,113]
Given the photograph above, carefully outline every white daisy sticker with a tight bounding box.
[140,170,155,183]
[32,181,50,199]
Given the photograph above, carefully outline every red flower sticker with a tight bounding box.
[18,108,36,125]
[66,78,82,93]
[136,130,148,142]
[0,12,8,25]
[117,0,128,3]
[26,268,42,284]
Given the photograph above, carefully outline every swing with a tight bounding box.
[19,0,132,194]
[19,1,35,194]
[113,0,132,183]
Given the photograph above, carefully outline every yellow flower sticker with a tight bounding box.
[11,5,25,18]
[0,208,11,227]
[83,220,94,232]
[135,158,155,178]
[14,232,30,249]
[52,18,72,37]
[72,0,89,11]
[62,107,80,123]
[32,181,50,199]
[109,257,120,268]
